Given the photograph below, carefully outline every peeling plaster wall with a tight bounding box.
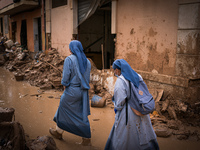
[116,0,178,76]
[51,5,73,56]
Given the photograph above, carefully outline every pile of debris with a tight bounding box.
[0,37,64,90]
[149,90,200,140]
[0,107,58,150]
[0,37,114,107]
[87,58,120,108]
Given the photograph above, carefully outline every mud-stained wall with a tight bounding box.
[51,5,73,56]
[115,0,200,103]
[176,1,200,79]
[10,8,45,52]
[115,0,178,76]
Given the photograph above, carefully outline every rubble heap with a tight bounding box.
[0,38,64,90]
[150,90,200,140]
[0,107,58,150]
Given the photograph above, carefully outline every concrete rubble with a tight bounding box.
[0,38,200,142]
[0,107,58,150]
[0,37,64,90]
[150,91,200,140]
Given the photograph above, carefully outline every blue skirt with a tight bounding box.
[53,86,91,138]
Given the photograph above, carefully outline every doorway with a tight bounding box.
[33,17,42,52]
[77,1,115,69]
[0,17,3,36]
[11,22,17,42]
[20,20,27,49]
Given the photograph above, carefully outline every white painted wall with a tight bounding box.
[51,4,73,56]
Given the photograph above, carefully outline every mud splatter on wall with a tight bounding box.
[149,27,157,37]
[116,0,177,76]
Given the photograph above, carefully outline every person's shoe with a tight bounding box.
[81,137,91,146]
[49,128,63,140]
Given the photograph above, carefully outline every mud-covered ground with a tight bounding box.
[1,67,200,150]
[0,67,114,150]
[0,40,200,149]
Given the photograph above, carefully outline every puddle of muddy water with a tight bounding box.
[0,67,200,150]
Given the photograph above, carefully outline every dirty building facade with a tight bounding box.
[0,0,45,52]
[49,0,200,104]
[115,0,200,105]
[0,0,199,104]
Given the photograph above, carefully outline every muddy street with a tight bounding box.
[0,67,200,150]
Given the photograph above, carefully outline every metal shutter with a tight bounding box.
[78,0,101,25]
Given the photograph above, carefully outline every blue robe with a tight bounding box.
[105,75,159,150]
[53,54,91,138]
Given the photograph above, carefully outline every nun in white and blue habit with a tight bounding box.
[50,40,91,142]
[105,59,159,150]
